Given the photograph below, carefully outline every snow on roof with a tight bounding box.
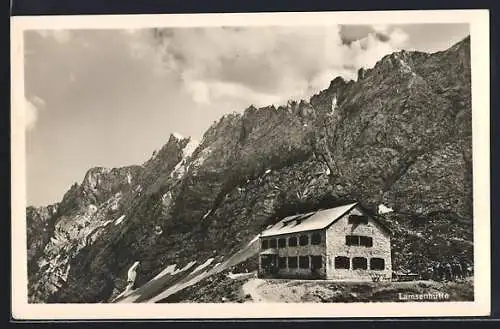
[260,203,358,237]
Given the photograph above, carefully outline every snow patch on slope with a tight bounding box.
[169,138,200,180]
[395,55,412,74]
[329,96,338,116]
[87,204,97,214]
[170,160,188,179]
[183,139,199,158]
[172,261,197,275]
[202,209,213,220]
[101,220,114,227]
[162,192,172,203]
[152,264,177,280]
[378,204,394,214]
[110,199,120,211]
[191,258,214,275]
[191,147,212,168]
[114,215,126,225]
[247,234,260,246]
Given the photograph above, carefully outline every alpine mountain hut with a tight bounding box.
[258,202,392,281]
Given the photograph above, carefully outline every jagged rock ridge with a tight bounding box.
[26,36,472,303]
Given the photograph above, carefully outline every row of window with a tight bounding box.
[275,255,323,269]
[262,234,373,249]
[346,235,373,247]
[263,255,386,270]
[261,232,322,249]
[334,256,385,270]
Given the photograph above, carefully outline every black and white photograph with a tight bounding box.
[11,10,490,319]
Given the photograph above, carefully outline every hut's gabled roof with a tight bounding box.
[260,202,358,238]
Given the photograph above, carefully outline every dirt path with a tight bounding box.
[241,278,474,303]
[242,278,266,302]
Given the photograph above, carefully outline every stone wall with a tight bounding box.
[325,207,392,281]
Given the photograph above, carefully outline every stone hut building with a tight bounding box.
[258,202,392,281]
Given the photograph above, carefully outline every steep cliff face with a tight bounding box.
[28,165,145,302]
[309,38,472,218]
[27,204,59,275]
[27,36,472,303]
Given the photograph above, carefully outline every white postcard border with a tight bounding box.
[11,9,491,319]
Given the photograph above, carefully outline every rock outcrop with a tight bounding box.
[26,36,472,303]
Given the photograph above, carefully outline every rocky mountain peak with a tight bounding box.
[168,132,195,146]
[82,166,141,194]
[371,51,414,77]
[448,35,470,53]
[310,75,352,118]
[200,112,242,147]
[328,76,349,91]
[82,167,111,189]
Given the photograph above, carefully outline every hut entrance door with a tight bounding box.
[260,254,278,275]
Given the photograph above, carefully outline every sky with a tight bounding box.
[23,23,470,207]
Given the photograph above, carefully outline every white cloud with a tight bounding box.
[388,28,409,47]
[25,96,45,131]
[348,28,410,70]
[372,24,390,34]
[52,30,71,43]
[25,98,38,131]
[135,25,409,106]
[36,30,71,43]
[309,68,357,91]
[125,30,170,77]
[31,95,46,109]
[123,29,140,35]
[209,81,284,107]
[185,79,211,104]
